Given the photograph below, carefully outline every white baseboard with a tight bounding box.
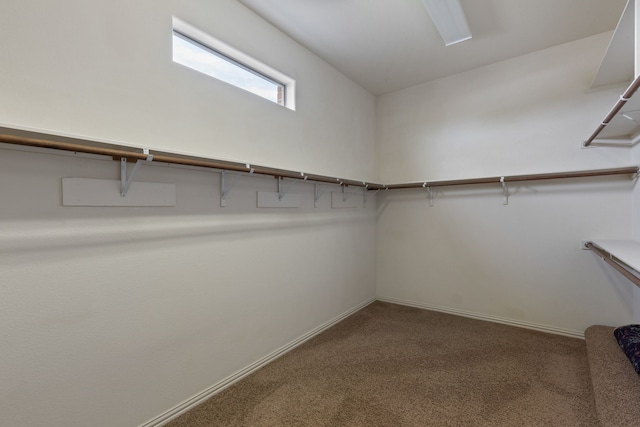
[139,297,376,427]
[140,295,581,427]
[376,296,584,339]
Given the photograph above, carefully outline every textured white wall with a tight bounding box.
[0,0,376,181]
[636,0,640,77]
[633,137,640,322]
[2,1,637,425]
[0,146,377,427]
[632,0,640,323]
[0,1,377,426]
[377,32,630,183]
[375,32,635,334]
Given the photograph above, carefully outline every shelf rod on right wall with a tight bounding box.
[385,166,639,190]
[585,241,640,289]
[584,74,640,147]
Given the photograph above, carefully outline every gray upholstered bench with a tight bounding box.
[585,325,640,427]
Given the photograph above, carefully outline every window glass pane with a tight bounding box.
[172,33,283,105]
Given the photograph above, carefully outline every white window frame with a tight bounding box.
[172,17,296,111]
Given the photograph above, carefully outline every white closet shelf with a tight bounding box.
[590,0,634,89]
[587,240,640,288]
[584,74,640,147]
[585,0,640,147]
[591,240,640,272]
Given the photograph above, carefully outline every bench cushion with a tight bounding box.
[585,325,640,427]
[614,324,640,375]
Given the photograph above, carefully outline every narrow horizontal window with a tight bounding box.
[172,32,284,105]
[172,18,295,110]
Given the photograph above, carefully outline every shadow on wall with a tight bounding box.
[1,211,375,259]
[0,147,376,258]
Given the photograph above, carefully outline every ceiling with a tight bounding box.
[238,0,628,95]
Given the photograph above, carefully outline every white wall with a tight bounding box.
[632,132,640,322]
[377,32,630,183]
[376,32,636,335]
[0,146,377,427]
[0,0,376,181]
[2,2,637,425]
[632,0,640,323]
[0,1,377,427]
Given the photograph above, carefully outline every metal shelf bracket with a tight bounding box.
[500,177,509,205]
[422,183,434,207]
[363,185,380,206]
[314,183,326,208]
[120,149,153,197]
[341,183,355,202]
[220,170,242,207]
[278,176,298,200]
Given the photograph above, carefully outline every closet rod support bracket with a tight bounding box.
[278,176,297,200]
[341,183,354,202]
[220,170,242,207]
[501,177,509,205]
[363,186,380,206]
[278,174,302,200]
[423,183,434,207]
[120,148,153,197]
[314,183,326,208]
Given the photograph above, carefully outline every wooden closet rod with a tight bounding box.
[0,133,386,190]
[0,132,637,191]
[583,74,640,147]
[385,166,639,190]
[585,242,640,288]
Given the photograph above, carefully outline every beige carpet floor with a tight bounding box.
[166,301,598,426]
